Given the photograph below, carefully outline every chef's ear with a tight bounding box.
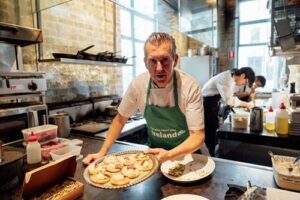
[241,73,246,79]
[173,54,179,68]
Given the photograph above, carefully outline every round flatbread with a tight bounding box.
[121,165,140,179]
[118,155,137,166]
[110,174,130,186]
[103,155,119,165]
[106,162,123,173]
[88,163,105,175]
[135,159,153,171]
[90,172,111,184]
[135,152,150,161]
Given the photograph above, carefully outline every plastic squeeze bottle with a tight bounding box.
[26,132,42,164]
[266,106,275,132]
[275,103,289,135]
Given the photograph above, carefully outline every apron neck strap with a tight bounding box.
[146,71,178,106]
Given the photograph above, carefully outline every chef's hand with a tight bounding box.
[144,148,170,164]
[82,153,101,166]
[247,102,254,110]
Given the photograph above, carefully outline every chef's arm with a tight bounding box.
[145,130,204,163]
[234,91,251,99]
[98,113,128,156]
[168,130,204,160]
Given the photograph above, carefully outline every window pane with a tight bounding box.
[134,16,155,41]
[121,38,133,94]
[134,0,155,18]
[120,9,131,37]
[239,22,270,44]
[238,45,284,91]
[117,0,131,8]
[240,0,270,22]
[121,38,133,64]
[135,42,147,75]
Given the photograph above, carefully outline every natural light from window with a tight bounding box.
[238,0,284,91]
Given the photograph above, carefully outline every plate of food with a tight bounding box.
[160,154,215,183]
[162,194,209,200]
[83,150,159,189]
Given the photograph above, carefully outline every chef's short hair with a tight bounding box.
[232,67,255,87]
[256,75,266,87]
[144,32,177,57]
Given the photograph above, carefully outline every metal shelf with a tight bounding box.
[38,58,133,67]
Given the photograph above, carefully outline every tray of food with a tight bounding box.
[83,150,159,189]
[160,154,215,183]
[271,154,300,191]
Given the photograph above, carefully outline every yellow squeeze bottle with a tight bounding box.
[266,106,275,132]
[275,103,289,135]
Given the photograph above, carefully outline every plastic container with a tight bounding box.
[40,138,69,161]
[22,125,58,145]
[271,154,300,192]
[266,106,275,132]
[231,113,250,129]
[50,145,82,161]
[275,102,289,134]
[26,132,42,164]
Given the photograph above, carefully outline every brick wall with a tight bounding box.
[217,0,236,71]
[1,0,199,103]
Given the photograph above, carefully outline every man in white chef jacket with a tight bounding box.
[83,32,206,165]
[201,67,255,156]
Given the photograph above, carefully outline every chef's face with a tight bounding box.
[144,42,178,88]
[233,73,247,86]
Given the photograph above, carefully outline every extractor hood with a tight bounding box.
[0,22,42,46]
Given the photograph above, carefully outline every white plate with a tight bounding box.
[162,194,209,200]
[160,154,215,183]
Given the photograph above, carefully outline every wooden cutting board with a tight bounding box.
[71,122,110,134]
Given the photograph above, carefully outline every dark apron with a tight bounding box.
[144,72,189,150]
[203,94,221,156]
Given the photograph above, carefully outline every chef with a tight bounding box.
[201,67,255,156]
[83,32,205,164]
[234,75,266,102]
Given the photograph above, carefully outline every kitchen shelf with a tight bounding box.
[0,22,42,47]
[38,58,133,66]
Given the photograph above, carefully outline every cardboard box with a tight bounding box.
[22,155,84,200]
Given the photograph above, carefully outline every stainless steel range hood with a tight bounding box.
[0,22,43,47]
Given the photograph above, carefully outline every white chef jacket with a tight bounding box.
[201,70,242,107]
[118,68,204,131]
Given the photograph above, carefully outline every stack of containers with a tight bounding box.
[22,125,68,160]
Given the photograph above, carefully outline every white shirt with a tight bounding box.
[118,68,204,130]
[201,70,242,107]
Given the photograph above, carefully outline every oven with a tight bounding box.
[0,72,48,144]
[0,105,47,143]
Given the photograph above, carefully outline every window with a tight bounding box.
[238,0,284,91]
[117,0,157,93]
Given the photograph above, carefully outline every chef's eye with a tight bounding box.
[148,59,157,66]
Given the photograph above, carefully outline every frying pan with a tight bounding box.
[52,45,95,59]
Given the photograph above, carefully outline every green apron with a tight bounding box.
[144,72,189,150]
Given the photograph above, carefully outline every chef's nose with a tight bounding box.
[155,61,163,72]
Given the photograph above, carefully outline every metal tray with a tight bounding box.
[83,150,159,189]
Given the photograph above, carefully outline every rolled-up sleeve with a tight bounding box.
[185,82,205,130]
[118,82,138,118]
